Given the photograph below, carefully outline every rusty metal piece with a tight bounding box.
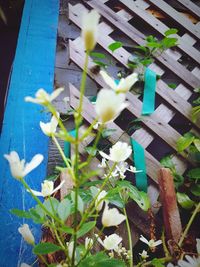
[158,168,182,243]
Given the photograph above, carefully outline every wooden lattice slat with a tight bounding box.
[69,3,199,131]
[119,0,200,64]
[175,0,200,19]
[146,0,200,39]
[87,0,200,89]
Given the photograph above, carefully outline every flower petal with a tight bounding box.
[50,87,64,101]
[100,70,118,90]
[23,154,44,176]
[51,180,65,194]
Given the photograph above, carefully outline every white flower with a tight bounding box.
[40,113,60,136]
[4,151,43,180]
[139,235,162,249]
[95,89,128,124]
[28,180,65,197]
[85,237,93,250]
[100,70,138,93]
[99,141,132,162]
[67,241,76,261]
[178,255,200,267]
[82,9,100,51]
[127,166,143,173]
[95,190,107,211]
[98,158,107,168]
[25,87,64,105]
[102,204,126,227]
[139,250,149,259]
[18,224,35,245]
[115,162,129,179]
[20,264,31,267]
[97,233,122,251]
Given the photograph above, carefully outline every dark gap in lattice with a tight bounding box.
[169,113,192,135]
[109,29,136,48]
[105,0,125,13]
[114,109,138,135]
[128,17,163,40]
[187,91,199,106]
[177,54,199,71]
[146,135,174,161]
[191,0,200,7]
[159,69,182,90]
[193,40,200,52]
[146,5,186,36]
[153,58,194,91]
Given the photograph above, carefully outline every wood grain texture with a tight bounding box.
[176,0,200,19]
[87,0,200,89]
[119,0,200,64]
[146,0,200,39]
[158,168,182,243]
[0,1,59,265]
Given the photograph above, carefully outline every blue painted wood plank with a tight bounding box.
[0,0,59,266]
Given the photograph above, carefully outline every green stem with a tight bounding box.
[72,50,89,267]
[123,207,133,267]
[178,202,200,247]
[78,162,117,229]
[21,179,62,225]
[52,135,71,170]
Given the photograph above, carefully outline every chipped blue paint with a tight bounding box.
[0,0,59,266]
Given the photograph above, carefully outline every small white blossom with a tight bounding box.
[115,162,129,179]
[102,204,126,227]
[95,190,107,211]
[18,224,35,245]
[85,237,93,250]
[82,9,100,51]
[4,151,43,180]
[140,235,162,249]
[20,264,31,267]
[139,250,149,259]
[178,255,200,267]
[97,233,122,251]
[100,70,138,93]
[25,87,64,105]
[98,158,107,168]
[196,238,200,254]
[99,141,132,162]
[40,113,59,136]
[127,166,143,173]
[95,89,128,124]
[28,180,65,197]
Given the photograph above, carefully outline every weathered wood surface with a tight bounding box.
[119,0,200,64]
[176,0,200,19]
[87,0,200,89]
[158,168,182,243]
[0,0,59,266]
[147,0,200,39]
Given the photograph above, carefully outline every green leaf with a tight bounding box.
[194,139,200,152]
[164,28,178,36]
[146,42,161,48]
[173,173,184,188]
[187,168,200,180]
[79,252,125,267]
[177,192,195,209]
[168,83,177,89]
[160,155,176,171]
[108,41,122,52]
[77,221,96,238]
[90,52,106,59]
[190,184,200,196]
[102,128,117,138]
[192,106,200,122]
[140,58,153,66]
[43,197,59,215]
[33,242,62,255]
[10,209,31,219]
[129,187,150,211]
[93,60,108,68]
[29,208,44,224]
[162,37,178,48]
[85,146,97,156]
[177,132,195,152]
[71,192,84,214]
[57,199,71,221]
[59,225,74,235]
[151,258,165,267]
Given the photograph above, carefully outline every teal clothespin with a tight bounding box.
[142,68,157,115]
[130,138,148,192]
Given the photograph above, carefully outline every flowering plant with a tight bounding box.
[4,9,200,267]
